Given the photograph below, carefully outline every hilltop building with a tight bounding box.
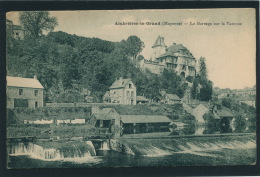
[7,76,44,108]
[6,19,25,40]
[104,77,137,105]
[139,36,197,77]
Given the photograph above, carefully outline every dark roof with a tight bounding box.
[93,108,115,120]
[157,43,195,59]
[165,94,181,101]
[7,76,44,89]
[110,78,132,89]
[13,25,23,30]
[157,52,177,59]
[217,108,234,117]
[121,115,172,124]
[6,19,12,23]
[152,36,166,48]
[136,96,149,102]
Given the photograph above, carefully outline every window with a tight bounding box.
[18,89,23,95]
[35,101,38,108]
[126,91,130,96]
[129,84,132,88]
[131,91,134,97]
[34,90,38,96]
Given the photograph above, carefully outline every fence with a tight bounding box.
[46,103,120,108]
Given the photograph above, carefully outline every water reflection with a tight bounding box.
[169,121,255,136]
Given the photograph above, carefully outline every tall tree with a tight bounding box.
[122,36,145,60]
[19,11,58,38]
[198,57,208,80]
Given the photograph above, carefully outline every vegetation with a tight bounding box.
[7,12,191,103]
[191,57,213,101]
[19,11,58,39]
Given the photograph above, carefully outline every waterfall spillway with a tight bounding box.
[8,141,97,161]
[117,135,256,157]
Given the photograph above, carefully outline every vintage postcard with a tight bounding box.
[6,9,256,168]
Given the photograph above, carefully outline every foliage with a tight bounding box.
[121,36,145,60]
[203,113,218,127]
[19,11,58,38]
[8,16,193,103]
[191,57,213,101]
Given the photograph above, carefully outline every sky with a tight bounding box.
[6,9,256,89]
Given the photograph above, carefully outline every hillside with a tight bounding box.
[7,31,189,103]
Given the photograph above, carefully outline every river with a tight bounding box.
[7,126,256,168]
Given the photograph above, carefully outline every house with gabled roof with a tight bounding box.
[139,36,197,77]
[164,94,181,104]
[7,75,44,108]
[108,77,136,105]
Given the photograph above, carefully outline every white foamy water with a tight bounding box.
[8,142,101,163]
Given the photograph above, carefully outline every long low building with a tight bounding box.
[92,107,173,137]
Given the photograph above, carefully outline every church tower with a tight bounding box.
[151,36,167,61]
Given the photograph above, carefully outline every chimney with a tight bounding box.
[33,74,37,80]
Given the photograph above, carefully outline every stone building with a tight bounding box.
[92,107,172,137]
[139,36,197,77]
[6,19,25,40]
[105,77,137,105]
[7,76,44,108]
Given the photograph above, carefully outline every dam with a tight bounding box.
[7,133,256,168]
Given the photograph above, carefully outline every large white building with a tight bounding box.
[139,36,197,77]
[106,77,137,105]
[7,76,44,108]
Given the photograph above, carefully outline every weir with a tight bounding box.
[111,134,256,156]
[7,134,256,161]
[7,141,97,161]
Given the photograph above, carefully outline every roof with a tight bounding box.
[93,108,115,120]
[157,43,195,59]
[165,94,181,101]
[13,25,23,30]
[152,36,166,48]
[136,96,149,102]
[7,76,44,89]
[110,78,132,89]
[217,108,234,117]
[120,115,172,124]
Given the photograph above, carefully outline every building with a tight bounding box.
[183,102,233,125]
[7,76,44,108]
[139,36,197,77]
[6,19,25,40]
[92,108,122,138]
[107,77,137,105]
[120,115,172,134]
[237,99,256,108]
[164,94,182,104]
[136,96,149,104]
[92,107,173,137]
[192,104,211,124]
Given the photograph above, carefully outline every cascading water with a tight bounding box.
[118,135,256,157]
[7,141,99,163]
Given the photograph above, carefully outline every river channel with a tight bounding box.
[7,125,256,168]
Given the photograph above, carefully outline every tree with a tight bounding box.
[19,11,58,38]
[198,57,208,81]
[122,36,145,60]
